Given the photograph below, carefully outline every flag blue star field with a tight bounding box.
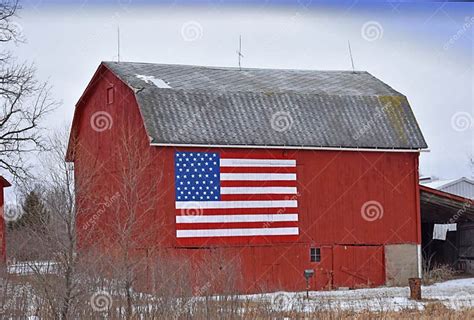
[174,151,299,245]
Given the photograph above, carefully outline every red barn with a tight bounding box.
[67,62,428,293]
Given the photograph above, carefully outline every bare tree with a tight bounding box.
[469,154,473,179]
[0,0,56,181]
[94,128,163,319]
[9,130,101,319]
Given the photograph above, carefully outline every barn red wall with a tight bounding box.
[71,65,421,293]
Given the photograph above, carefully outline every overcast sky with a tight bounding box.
[8,0,474,181]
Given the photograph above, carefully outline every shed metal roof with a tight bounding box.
[420,185,474,223]
[422,177,474,190]
[104,61,428,150]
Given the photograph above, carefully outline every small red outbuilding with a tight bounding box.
[67,62,428,293]
[0,176,11,261]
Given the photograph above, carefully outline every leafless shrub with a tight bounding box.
[423,263,457,285]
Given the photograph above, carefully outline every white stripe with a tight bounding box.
[176,214,298,224]
[175,200,297,209]
[176,227,299,238]
[221,187,297,194]
[220,158,296,167]
[220,173,296,181]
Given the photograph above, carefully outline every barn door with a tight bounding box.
[333,245,384,289]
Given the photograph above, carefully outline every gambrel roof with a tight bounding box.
[103,61,428,150]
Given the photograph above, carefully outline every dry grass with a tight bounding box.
[423,264,457,285]
[1,274,472,320]
[302,307,474,320]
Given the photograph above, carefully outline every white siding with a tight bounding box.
[440,181,474,200]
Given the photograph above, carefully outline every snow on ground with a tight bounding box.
[7,261,59,275]
[248,278,474,312]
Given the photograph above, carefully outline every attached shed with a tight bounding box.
[67,62,428,293]
[420,184,474,274]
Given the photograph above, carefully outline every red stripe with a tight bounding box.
[219,167,296,174]
[220,194,297,201]
[176,235,299,246]
[176,208,298,215]
[176,221,298,230]
[220,180,297,187]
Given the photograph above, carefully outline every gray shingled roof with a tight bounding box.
[104,61,427,150]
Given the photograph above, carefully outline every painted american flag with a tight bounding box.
[174,151,299,245]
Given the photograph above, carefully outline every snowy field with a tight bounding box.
[250,278,474,312]
[2,273,472,318]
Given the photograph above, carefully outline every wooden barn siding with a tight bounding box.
[72,66,420,292]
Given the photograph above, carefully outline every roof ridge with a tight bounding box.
[103,61,369,74]
[137,87,405,97]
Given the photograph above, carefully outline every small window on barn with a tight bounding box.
[107,86,114,104]
[310,247,321,262]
